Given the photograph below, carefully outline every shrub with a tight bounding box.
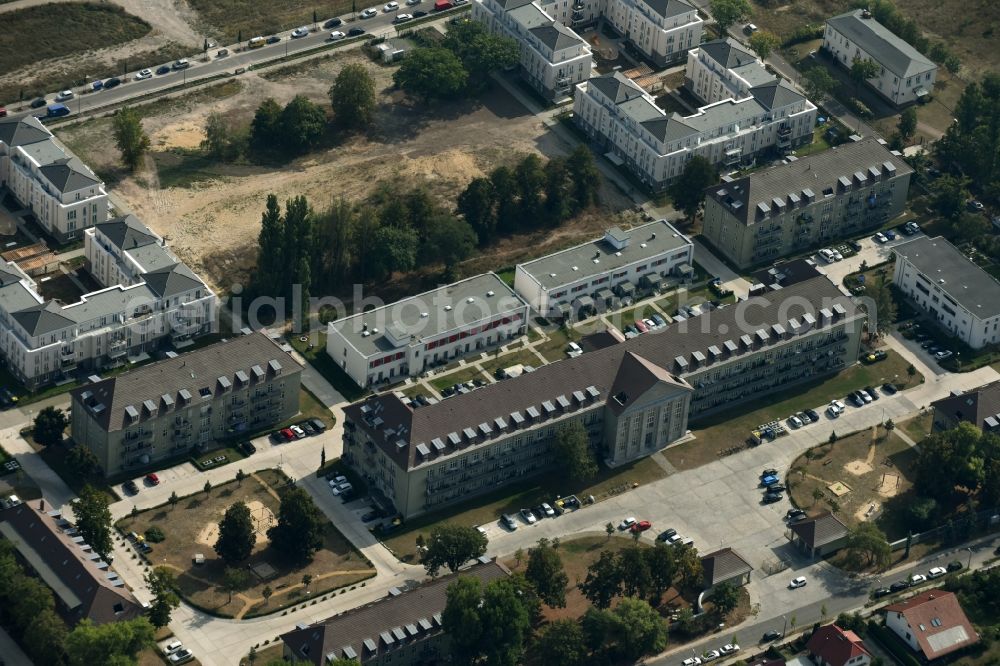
[781,25,824,47]
[144,526,166,543]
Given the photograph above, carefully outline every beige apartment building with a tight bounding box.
[70,333,301,476]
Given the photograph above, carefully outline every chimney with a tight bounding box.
[39,499,45,510]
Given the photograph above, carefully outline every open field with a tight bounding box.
[899,412,933,443]
[188,0,353,43]
[787,428,917,539]
[116,468,374,618]
[55,51,631,297]
[664,350,921,470]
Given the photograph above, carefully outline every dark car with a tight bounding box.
[872,587,891,598]
[156,65,171,75]
[324,17,343,27]
[413,10,427,16]
[0,387,16,407]
[786,508,805,520]
[865,386,880,401]
[947,560,963,572]
[123,479,139,494]
[348,27,366,36]
[762,492,783,504]
[309,417,327,432]
[266,35,281,44]
[104,77,122,89]
[656,528,677,542]
[761,630,782,643]
[30,98,48,108]
[761,468,778,478]
[298,421,316,436]
[0,392,11,408]
[889,580,909,592]
[804,408,820,423]
[881,382,898,395]
[240,441,257,455]
[768,484,787,493]
[361,510,379,522]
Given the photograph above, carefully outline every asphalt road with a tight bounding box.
[4,2,464,117]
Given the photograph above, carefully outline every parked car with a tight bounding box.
[848,392,865,408]
[720,644,740,655]
[618,517,637,530]
[786,508,806,520]
[702,650,721,662]
[0,387,18,406]
[135,68,153,79]
[947,560,964,572]
[324,17,343,27]
[762,492,783,504]
[501,513,518,530]
[863,350,888,364]
[266,35,281,43]
[361,7,378,17]
[657,528,677,542]
[804,408,820,423]
[104,77,122,89]
[967,200,985,212]
[789,576,807,589]
[277,428,295,441]
[289,424,306,439]
[935,350,953,360]
[788,414,804,428]
[156,65,171,75]
[818,248,836,263]
[881,382,898,395]
[520,508,537,524]
[123,480,139,494]
[291,26,310,38]
[298,421,316,436]
[163,641,183,654]
[145,473,160,485]
[540,502,555,517]
[216,48,229,57]
[761,468,778,477]
[872,587,891,598]
[682,659,702,666]
[865,386,880,401]
[30,97,48,108]
[168,648,194,664]
[329,30,346,40]
[630,520,652,533]
[768,484,787,493]
[761,630,782,643]
[889,580,910,592]
[348,27,367,35]
[309,417,327,432]
[927,567,947,579]
[873,232,888,243]
[910,573,927,585]
[240,441,257,455]
[55,90,75,102]
[760,475,780,487]
[384,0,400,8]
[172,59,190,70]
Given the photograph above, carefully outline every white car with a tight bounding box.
[361,7,378,16]
[788,415,804,428]
[289,424,306,438]
[789,576,807,589]
[168,648,194,664]
[406,0,422,5]
[329,31,346,40]
[827,401,843,418]
[619,517,637,530]
[163,641,183,654]
[910,573,927,585]
[383,1,399,9]
[873,232,888,243]
[935,350,953,360]
[682,658,702,666]
[56,90,75,102]
[832,250,844,261]
[520,508,537,524]
[291,26,309,38]
[540,502,556,517]
[702,650,721,662]
[720,644,741,655]
[475,525,488,536]
[927,566,947,579]
[818,248,835,263]
[393,13,413,21]
[567,341,583,357]
[135,69,153,80]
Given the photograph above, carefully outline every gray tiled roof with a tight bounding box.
[37,157,101,194]
[894,236,1000,319]
[681,96,767,134]
[0,115,51,147]
[528,22,584,51]
[71,333,300,432]
[587,71,646,104]
[95,215,159,251]
[932,380,1000,431]
[790,511,848,548]
[698,38,758,70]
[10,301,76,336]
[701,547,753,587]
[637,0,695,19]
[826,10,935,78]
[498,0,533,9]
[141,263,205,299]
[749,79,805,110]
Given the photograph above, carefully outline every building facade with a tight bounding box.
[702,138,912,268]
[893,236,1000,349]
[823,10,937,107]
[343,276,863,519]
[513,219,693,316]
[597,0,702,67]
[806,624,871,666]
[70,333,301,476]
[573,70,816,191]
[931,381,1000,433]
[685,38,777,106]
[0,214,216,390]
[0,115,108,243]
[326,274,528,388]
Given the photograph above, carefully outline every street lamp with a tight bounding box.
[782,615,788,637]
[966,547,973,569]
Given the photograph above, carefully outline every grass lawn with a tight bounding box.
[534,327,581,363]
[189,0,354,43]
[38,442,119,503]
[288,331,367,402]
[116,468,374,619]
[787,429,918,539]
[153,150,224,189]
[382,456,667,562]
[899,412,933,444]
[240,643,284,666]
[480,348,542,377]
[793,128,832,158]
[665,351,921,471]
[37,273,86,304]
[429,364,489,393]
[192,446,247,472]
[496,267,515,287]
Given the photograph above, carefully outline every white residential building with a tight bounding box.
[598,0,702,67]
[573,70,816,190]
[823,9,937,107]
[473,0,593,101]
[0,215,216,390]
[326,273,529,388]
[514,218,692,316]
[893,236,1000,349]
[0,115,108,243]
[685,38,776,105]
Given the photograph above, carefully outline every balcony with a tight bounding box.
[108,339,127,359]
[723,148,742,166]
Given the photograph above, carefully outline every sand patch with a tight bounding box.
[844,459,874,476]
[855,501,880,522]
[876,472,901,498]
[827,481,851,497]
[153,121,206,150]
[195,500,275,547]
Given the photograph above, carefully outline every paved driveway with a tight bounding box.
[816,231,925,288]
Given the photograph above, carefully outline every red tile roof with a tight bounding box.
[884,590,979,660]
[807,624,871,666]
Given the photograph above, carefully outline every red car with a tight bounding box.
[630,520,652,533]
[634,320,648,333]
[280,428,295,441]
[145,473,160,485]
[0,107,7,117]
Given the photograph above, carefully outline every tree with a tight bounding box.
[605,522,615,539]
[914,422,986,502]
[66,444,101,479]
[846,522,892,570]
[864,273,896,335]
[613,598,669,660]
[709,0,751,34]
[422,215,477,277]
[535,619,587,666]
[262,585,274,605]
[421,524,488,576]
[898,107,918,141]
[393,47,468,100]
[566,145,600,213]
[931,174,970,219]
[168,491,179,510]
[64,617,155,666]
[710,581,741,617]
[441,20,519,90]
[280,95,327,154]
[670,156,717,220]
[8,575,55,632]
[579,550,623,609]
[236,469,247,487]
[479,577,531,666]
[250,98,283,155]
[850,58,880,95]
[544,156,572,223]
[645,543,677,598]
[443,576,485,666]
[72,485,113,560]
[330,63,377,130]
[552,422,598,482]
[490,165,520,233]
[749,31,779,60]
[204,479,213,494]
[215,501,256,565]
[525,538,568,607]
[457,177,497,245]
[802,67,836,101]
[112,106,150,171]
[515,153,547,221]
[267,486,325,565]
[23,608,68,665]
[302,573,313,590]
[34,406,69,446]
[256,193,286,298]
[370,223,419,280]
[202,111,248,161]
[145,567,180,628]
[619,546,652,598]
[674,544,704,590]
[221,566,252,602]
[829,430,838,444]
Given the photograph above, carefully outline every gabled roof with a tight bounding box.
[588,71,647,104]
[637,0,696,19]
[932,380,1000,431]
[826,10,935,78]
[884,590,979,660]
[749,79,805,110]
[0,115,52,147]
[497,0,533,10]
[37,156,101,194]
[789,511,848,549]
[10,300,76,336]
[0,500,143,626]
[700,547,753,587]
[699,38,758,69]
[608,352,691,415]
[141,263,205,298]
[528,22,584,52]
[94,214,160,251]
[807,624,871,666]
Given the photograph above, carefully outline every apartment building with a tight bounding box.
[573,70,816,191]
[0,214,216,390]
[823,9,937,107]
[472,0,593,101]
[327,274,527,389]
[70,333,301,477]
[686,38,777,105]
[513,218,692,317]
[282,559,510,665]
[931,380,1000,433]
[702,138,913,268]
[343,275,863,518]
[893,236,1000,349]
[0,115,108,243]
[598,0,702,67]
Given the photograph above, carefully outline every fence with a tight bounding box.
[888,506,1000,552]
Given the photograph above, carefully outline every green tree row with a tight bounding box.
[849,0,961,72]
[579,542,703,609]
[213,487,326,567]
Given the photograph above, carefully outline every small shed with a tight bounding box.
[700,547,753,590]
[789,511,849,558]
[376,38,414,63]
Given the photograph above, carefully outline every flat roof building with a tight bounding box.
[893,236,1000,349]
[327,273,528,388]
[931,381,1000,433]
[514,219,693,316]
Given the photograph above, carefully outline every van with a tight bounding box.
[45,104,70,118]
[248,36,266,49]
